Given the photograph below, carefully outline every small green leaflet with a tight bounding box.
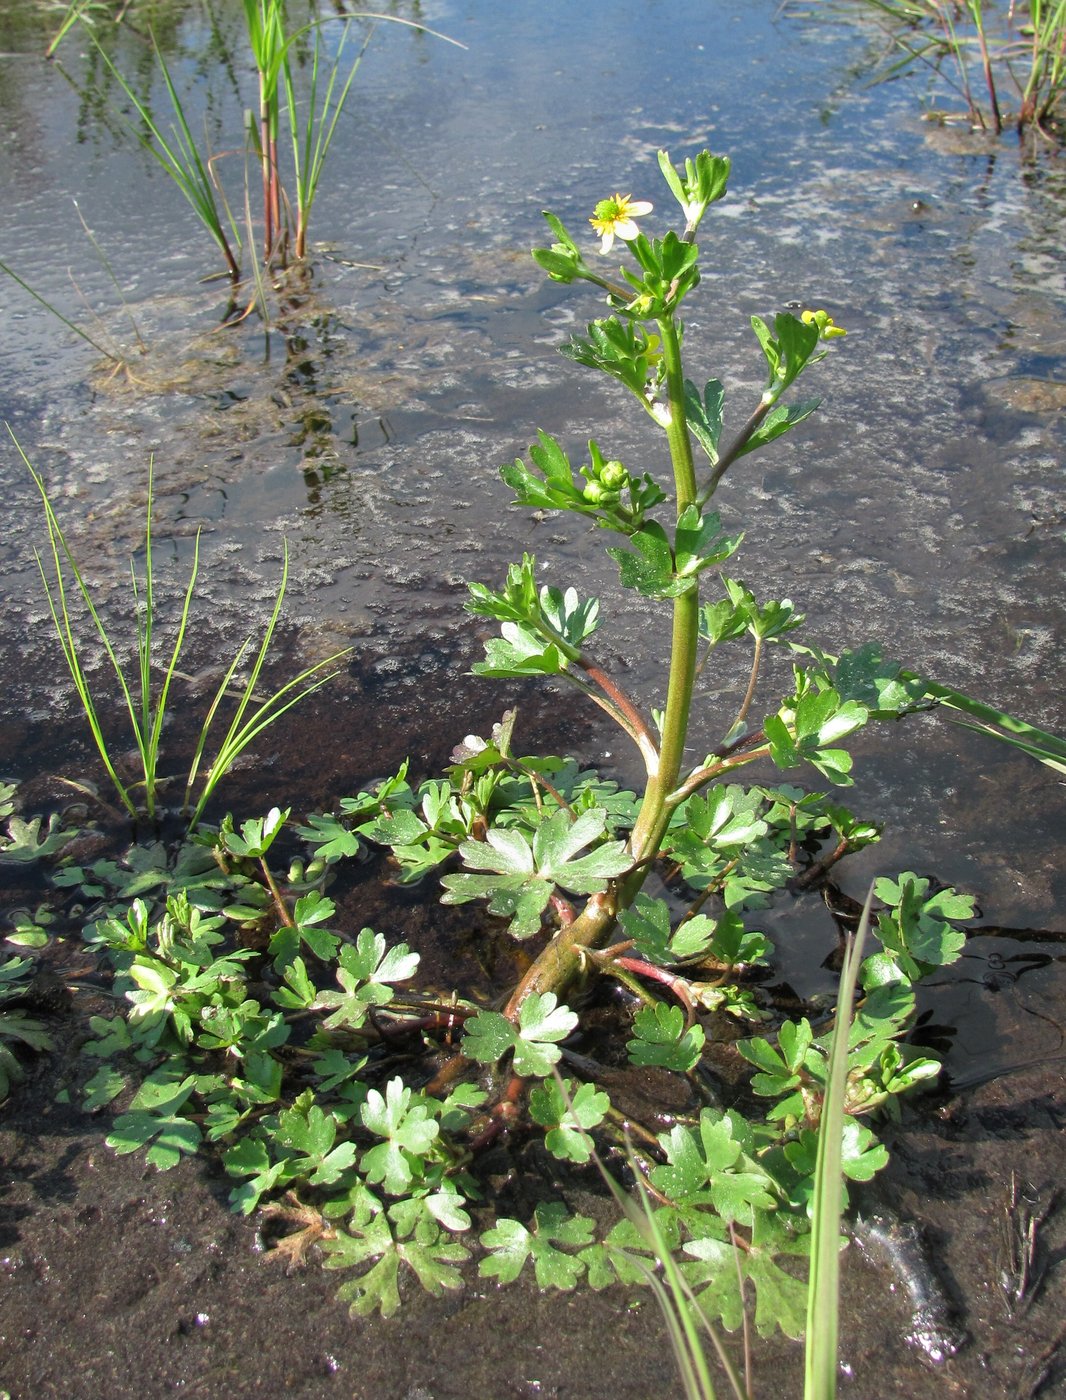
[440,808,630,940]
[360,1078,440,1195]
[0,812,75,863]
[874,872,974,975]
[479,1201,596,1290]
[529,1077,610,1163]
[608,509,740,600]
[684,378,725,466]
[223,1136,297,1214]
[750,311,822,400]
[276,1097,358,1186]
[627,1002,705,1072]
[683,1210,810,1340]
[325,1209,469,1318]
[765,687,868,784]
[219,806,289,859]
[651,1109,779,1225]
[311,931,419,1031]
[462,993,578,1078]
[731,399,820,461]
[106,1068,202,1170]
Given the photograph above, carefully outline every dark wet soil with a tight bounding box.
[2,998,1064,1400]
[2,669,1065,1400]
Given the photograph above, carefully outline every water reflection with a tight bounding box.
[0,0,1063,914]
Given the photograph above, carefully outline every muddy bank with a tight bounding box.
[1,1034,1063,1399]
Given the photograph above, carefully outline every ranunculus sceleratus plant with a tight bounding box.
[68,151,977,1348]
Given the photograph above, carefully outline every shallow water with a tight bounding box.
[1,1,1065,1396]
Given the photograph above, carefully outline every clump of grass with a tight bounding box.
[51,4,464,284]
[16,433,351,826]
[786,0,1066,137]
[89,31,243,283]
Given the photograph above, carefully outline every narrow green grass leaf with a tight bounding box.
[804,885,873,1400]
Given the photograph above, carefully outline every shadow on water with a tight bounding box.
[1,0,1066,1396]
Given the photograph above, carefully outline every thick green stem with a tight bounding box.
[502,890,619,1016]
[507,315,703,1016]
[627,316,700,867]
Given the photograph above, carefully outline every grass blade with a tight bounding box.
[14,433,138,816]
[920,679,1066,774]
[85,29,242,281]
[0,256,121,363]
[285,20,372,259]
[185,543,353,824]
[804,885,874,1400]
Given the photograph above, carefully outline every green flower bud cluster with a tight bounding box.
[580,441,631,504]
[800,307,847,340]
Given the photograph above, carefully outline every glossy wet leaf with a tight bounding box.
[680,1208,809,1340]
[312,932,418,1030]
[652,1109,778,1224]
[529,1077,610,1163]
[269,892,341,970]
[874,873,972,977]
[463,993,577,1078]
[294,811,362,862]
[441,809,629,940]
[628,1002,705,1072]
[360,1079,440,1195]
[480,1201,595,1289]
[461,1010,518,1067]
[107,1108,202,1171]
[220,806,289,859]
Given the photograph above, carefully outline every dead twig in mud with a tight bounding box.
[1000,1172,1059,1318]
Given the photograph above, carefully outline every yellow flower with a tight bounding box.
[589,192,653,253]
[800,308,847,340]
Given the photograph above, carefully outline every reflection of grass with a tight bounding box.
[787,1,1066,136]
[17,437,351,826]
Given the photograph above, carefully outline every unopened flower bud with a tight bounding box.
[800,307,846,340]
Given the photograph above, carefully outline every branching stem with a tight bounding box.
[699,396,771,504]
[733,634,764,735]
